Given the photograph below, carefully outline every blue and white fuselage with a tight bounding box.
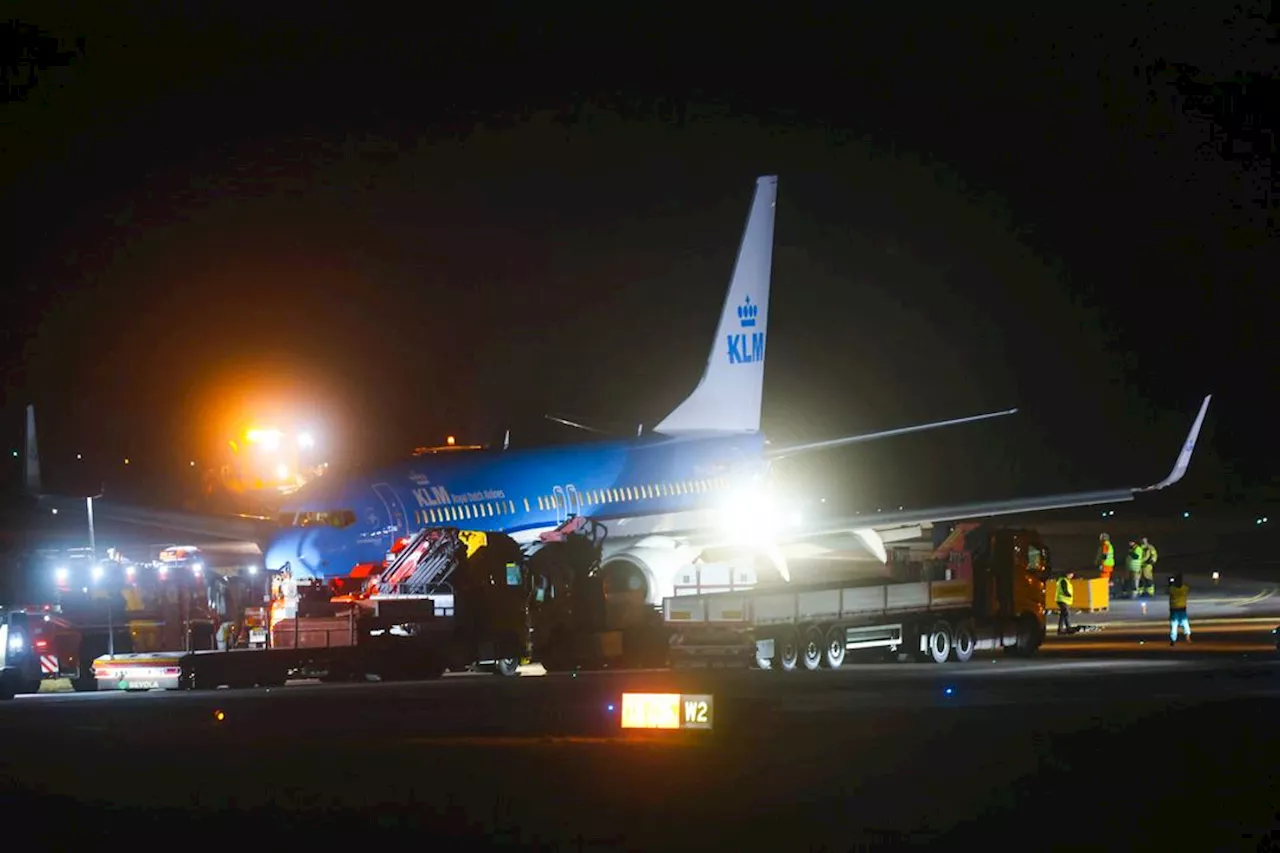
[263,432,768,585]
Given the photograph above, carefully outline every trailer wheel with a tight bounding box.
[924,620,952,664]
[823,626,846,669]
[494,658,519,677]
[776,628,800,672]
[753,638,773,670]
[950,620,977,663]
[801,626,824,671]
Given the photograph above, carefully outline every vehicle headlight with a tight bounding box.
[8,631,25,653]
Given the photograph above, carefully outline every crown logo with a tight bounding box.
[736,295,758,328]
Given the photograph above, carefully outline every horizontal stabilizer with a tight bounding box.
[765,408,1017,460]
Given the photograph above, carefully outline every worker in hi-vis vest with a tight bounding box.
[1169,573,1191,645]
[1097,533,1115,584]
[1139,536,1158,597]
[1055,570,1075,635]
[1125,540,1144,599]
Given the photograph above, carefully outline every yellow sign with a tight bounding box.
[457,530,488,557]
[620,693,714,731]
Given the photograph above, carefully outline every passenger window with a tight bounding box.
[523,498,530,513]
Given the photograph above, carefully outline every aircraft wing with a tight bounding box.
[688,394,1212,564]
[22,404,277,549]
[90,500,277,547]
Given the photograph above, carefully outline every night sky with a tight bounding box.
[2,5,1275,512]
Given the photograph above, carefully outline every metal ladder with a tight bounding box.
[377,528,470,596]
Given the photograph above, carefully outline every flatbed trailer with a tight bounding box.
[663,525,1051,670]
[91,526,542,690]
[92,597,465,690]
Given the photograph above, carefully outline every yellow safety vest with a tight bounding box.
[1098,541,1114,568]
[1169,584,1189,610]
[1055,577,1074,606]
[1126,545,1143,572]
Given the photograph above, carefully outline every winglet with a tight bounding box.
[1139,394,1211,492]
[24,404,42,496]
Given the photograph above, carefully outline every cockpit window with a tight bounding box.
[296,510,357,529]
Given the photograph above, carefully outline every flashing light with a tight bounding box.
[125,565,136,579]
[275,463,289,480]
[51,508,57,515]
[192,562,204,575]
[11,449,16,458]
[1212,571,1220,581]
[446,435,455,446]
[1183,511,1190,519]
[247,564,259,575]
[54,567,69,584]
[247,429,282,451]
[7,631,24,653]
[91,564,104,582]
[124,458,129,465]
[189,460,196,467]
[158,566,168,580]
[76,453,82,460]
[214,710,225,722]
[298,432,315,449]
[943,686,955,696]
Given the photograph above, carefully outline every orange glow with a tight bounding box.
[246,428,283,447]
[446,435,455,446]
[620,693,682,729]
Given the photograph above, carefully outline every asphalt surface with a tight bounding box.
[4,616,1279,851]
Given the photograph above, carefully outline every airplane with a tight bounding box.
[21,176,1213,607]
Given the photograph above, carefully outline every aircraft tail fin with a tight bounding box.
[654,175,777,436]
[24,404,42,496]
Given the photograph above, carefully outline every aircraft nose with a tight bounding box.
[293,528,328,579]
[264,528,328,579]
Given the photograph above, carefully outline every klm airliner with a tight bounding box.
[26,176,1211,605]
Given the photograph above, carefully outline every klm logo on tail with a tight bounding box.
[727,295,765,365]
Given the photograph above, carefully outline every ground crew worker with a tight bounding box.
[1139,536,1158,597]
[1055,570,1075,635]
[1169,573,1191,644]
[1096,533,1115,585]
[216,620,236,651]
[1125,539,1143,599]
